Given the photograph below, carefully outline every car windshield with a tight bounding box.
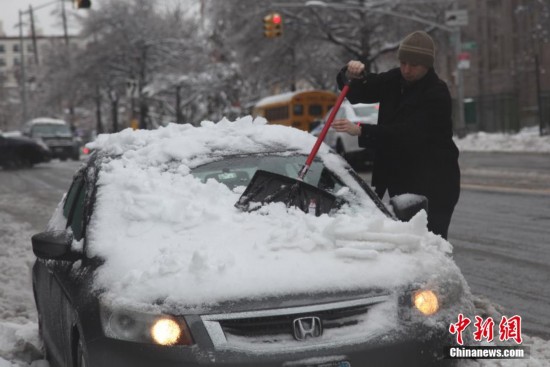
[190,154,346,194]
[353,105,378,118]
[31,123,72,137]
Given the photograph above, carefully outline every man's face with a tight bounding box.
[400,61,429,82]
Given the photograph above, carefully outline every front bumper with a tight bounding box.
[85,327,453,367]
[48,145,76,158]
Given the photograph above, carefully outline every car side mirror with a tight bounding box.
[32,230,81,261]
[389,194,428,222]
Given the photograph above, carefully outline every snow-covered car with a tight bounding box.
[0,131,51,169]
[31,117,474,367]
[24,117,80,161]
[312,101,379,166]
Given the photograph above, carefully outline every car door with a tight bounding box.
[0,135,16,168]
[0,136,6,166]
[34,173,88,366]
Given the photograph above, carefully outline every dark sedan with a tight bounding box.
[31,120,474,367]
[0,132,51,169]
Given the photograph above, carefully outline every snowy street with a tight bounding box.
[450,153,550,340]
[1,131,550,366]
[358,150,550,341]
[1,0,550,364]
[0,160,80,366]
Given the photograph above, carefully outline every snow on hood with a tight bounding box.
[82,116,465,307]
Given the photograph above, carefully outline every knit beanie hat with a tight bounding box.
[398,31,435,68]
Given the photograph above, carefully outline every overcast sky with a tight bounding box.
[1,0,197,38]
[0,0,85,37]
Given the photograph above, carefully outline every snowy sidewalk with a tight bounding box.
[454,127,550,154]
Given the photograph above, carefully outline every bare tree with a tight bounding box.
[208,0,454,105]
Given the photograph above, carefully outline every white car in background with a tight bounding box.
[313,101,379,166]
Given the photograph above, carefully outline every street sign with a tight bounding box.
[458,52,471,70]
[462,41,477,50]
[445,10,468,27]
[126,79,138,98]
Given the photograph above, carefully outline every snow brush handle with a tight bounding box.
[298,82,350,180]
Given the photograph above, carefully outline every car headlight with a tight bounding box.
[151,318,182,346]
[412,289,439,316]
[36,138,50,152]
[100,301,194,346]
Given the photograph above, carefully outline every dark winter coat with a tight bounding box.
[337,67,460,210]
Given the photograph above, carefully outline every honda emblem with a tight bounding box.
[293,316,323,340]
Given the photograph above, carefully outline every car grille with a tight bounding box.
[201,295,392,353]
[220,304,370,336]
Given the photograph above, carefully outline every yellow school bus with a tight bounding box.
[253,90,337,131]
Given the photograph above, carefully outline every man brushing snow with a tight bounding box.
[332,31,460,239]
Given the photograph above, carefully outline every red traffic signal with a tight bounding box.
[263,12,283,38]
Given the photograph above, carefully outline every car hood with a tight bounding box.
[84,178,462,309]
[4,135,36,145]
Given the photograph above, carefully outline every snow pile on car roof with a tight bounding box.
[81,117,466,307]
[88,116,331,168]
[28,117,67,125]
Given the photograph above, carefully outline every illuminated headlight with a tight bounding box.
[412,289,439,316]
[100,301,194,346]
[151,319,182,346]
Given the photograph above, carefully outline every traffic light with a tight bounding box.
[74,0,91,9]
[263,12,283,38]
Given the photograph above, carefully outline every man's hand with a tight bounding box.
[332,119,361,136]
[346,60,366,79]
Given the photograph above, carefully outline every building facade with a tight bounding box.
[457,0,550,133]
[0,35,85,131]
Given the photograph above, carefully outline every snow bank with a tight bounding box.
[454,127,550,153]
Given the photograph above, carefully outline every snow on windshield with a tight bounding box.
[74,117,463,307]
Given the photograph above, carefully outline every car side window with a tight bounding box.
[62,176,86,240]
[69,186,86,240]
[63,178,83,218]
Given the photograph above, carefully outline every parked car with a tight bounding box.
[32,119,474,367]
[312,101,379,166]
[0,131,51,169]
[24,117,80,161]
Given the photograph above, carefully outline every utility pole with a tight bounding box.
[18,10,28,125]
[60,0,75,131]
[452,1,466,138]
[29,5,40,65]
[534,54,545,136]
[61,0,70,47]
